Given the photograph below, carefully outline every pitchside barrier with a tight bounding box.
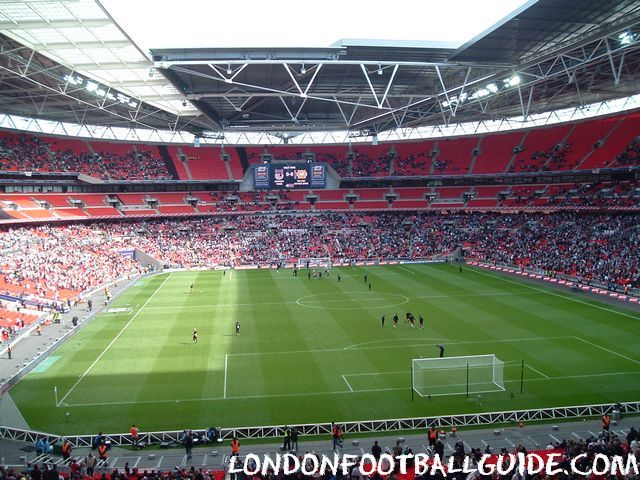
[1,401,638,448]
[467,261,640,302]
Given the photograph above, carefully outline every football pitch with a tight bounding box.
[10,264,640,435]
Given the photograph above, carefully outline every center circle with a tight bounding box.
[296,292,410,310]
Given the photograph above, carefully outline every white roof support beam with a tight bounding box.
[283,63,304,96]
[605,37,626,86]
[29,41,132,51]
[379,64,399,108]
[74,61,151,70]
[158,59,508,69]
[435,65,455,118]
[451,67,472,117]
[172,64,388,111]
[333,96,350,127]
[0,19,111,30]
[283,63,323,98]
[2,94,640,145]
[360,63,387,109]
[278,96,298,122]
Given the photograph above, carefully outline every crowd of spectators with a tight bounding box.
[393,152,430,176]
[544,182,638,207]
[1,125,638,184]
[1,425,637,480]
[510,143,572,173]
[0,211,638,303]
[0,224,142,301]
[612,136,640,168]
[0,134,173,181]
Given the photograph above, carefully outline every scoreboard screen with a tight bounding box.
[253,163,326,190]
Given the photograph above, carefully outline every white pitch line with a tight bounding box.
[549,434,561,443]
[141,291,540,311]
[526,364,550,379]
[344,370,406,377]
[56,273,172,406]
[573,336,640,365]
[397,266,415,274]
[144,299,299,310]
[344,337,451,350]
[54,368,640,408]
[466,266,640,321]
[223,354,229,399]
[342,375,354,392]
[231,335,572,356]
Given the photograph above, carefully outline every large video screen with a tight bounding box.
[253,163,326,190]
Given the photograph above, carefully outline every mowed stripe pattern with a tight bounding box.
[10,264,640,435]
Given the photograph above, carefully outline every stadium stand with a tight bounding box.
[0,211,637,305]
[0,133,172,180]
[472,131,525,174]
[508,124,573,173]
[2,111,640,183]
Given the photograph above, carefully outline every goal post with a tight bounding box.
[296,257,332,270]
[411,354,505,398]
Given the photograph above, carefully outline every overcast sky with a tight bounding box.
[101,0,531,53]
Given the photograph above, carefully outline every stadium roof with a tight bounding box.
[0,0,639,138]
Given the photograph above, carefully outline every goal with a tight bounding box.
[296,257,332,270]
[411,354,505,397]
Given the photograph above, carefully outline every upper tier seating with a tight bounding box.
[1,110,639,181]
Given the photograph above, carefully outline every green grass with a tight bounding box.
[10,264,640,435]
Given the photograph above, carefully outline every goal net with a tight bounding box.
[412,354,505,397]
[296,258,332,269]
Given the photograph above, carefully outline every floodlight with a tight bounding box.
[504,74,521,87]
[226,64,232,75]
[63,74,81,86]
[301,64,306,74]
[486,83,498,93]
[377,64,383,75]
[619,31,634,45]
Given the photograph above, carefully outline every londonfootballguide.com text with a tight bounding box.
[229,452,639,477]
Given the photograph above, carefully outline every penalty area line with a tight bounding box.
[342,375,354,392]
[573,336,640,366]
[465,266,640,321]
[53,369,640,408]
[223,354,228,399]
[525,364,550,379]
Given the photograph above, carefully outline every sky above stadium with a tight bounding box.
[101,0,531,53]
